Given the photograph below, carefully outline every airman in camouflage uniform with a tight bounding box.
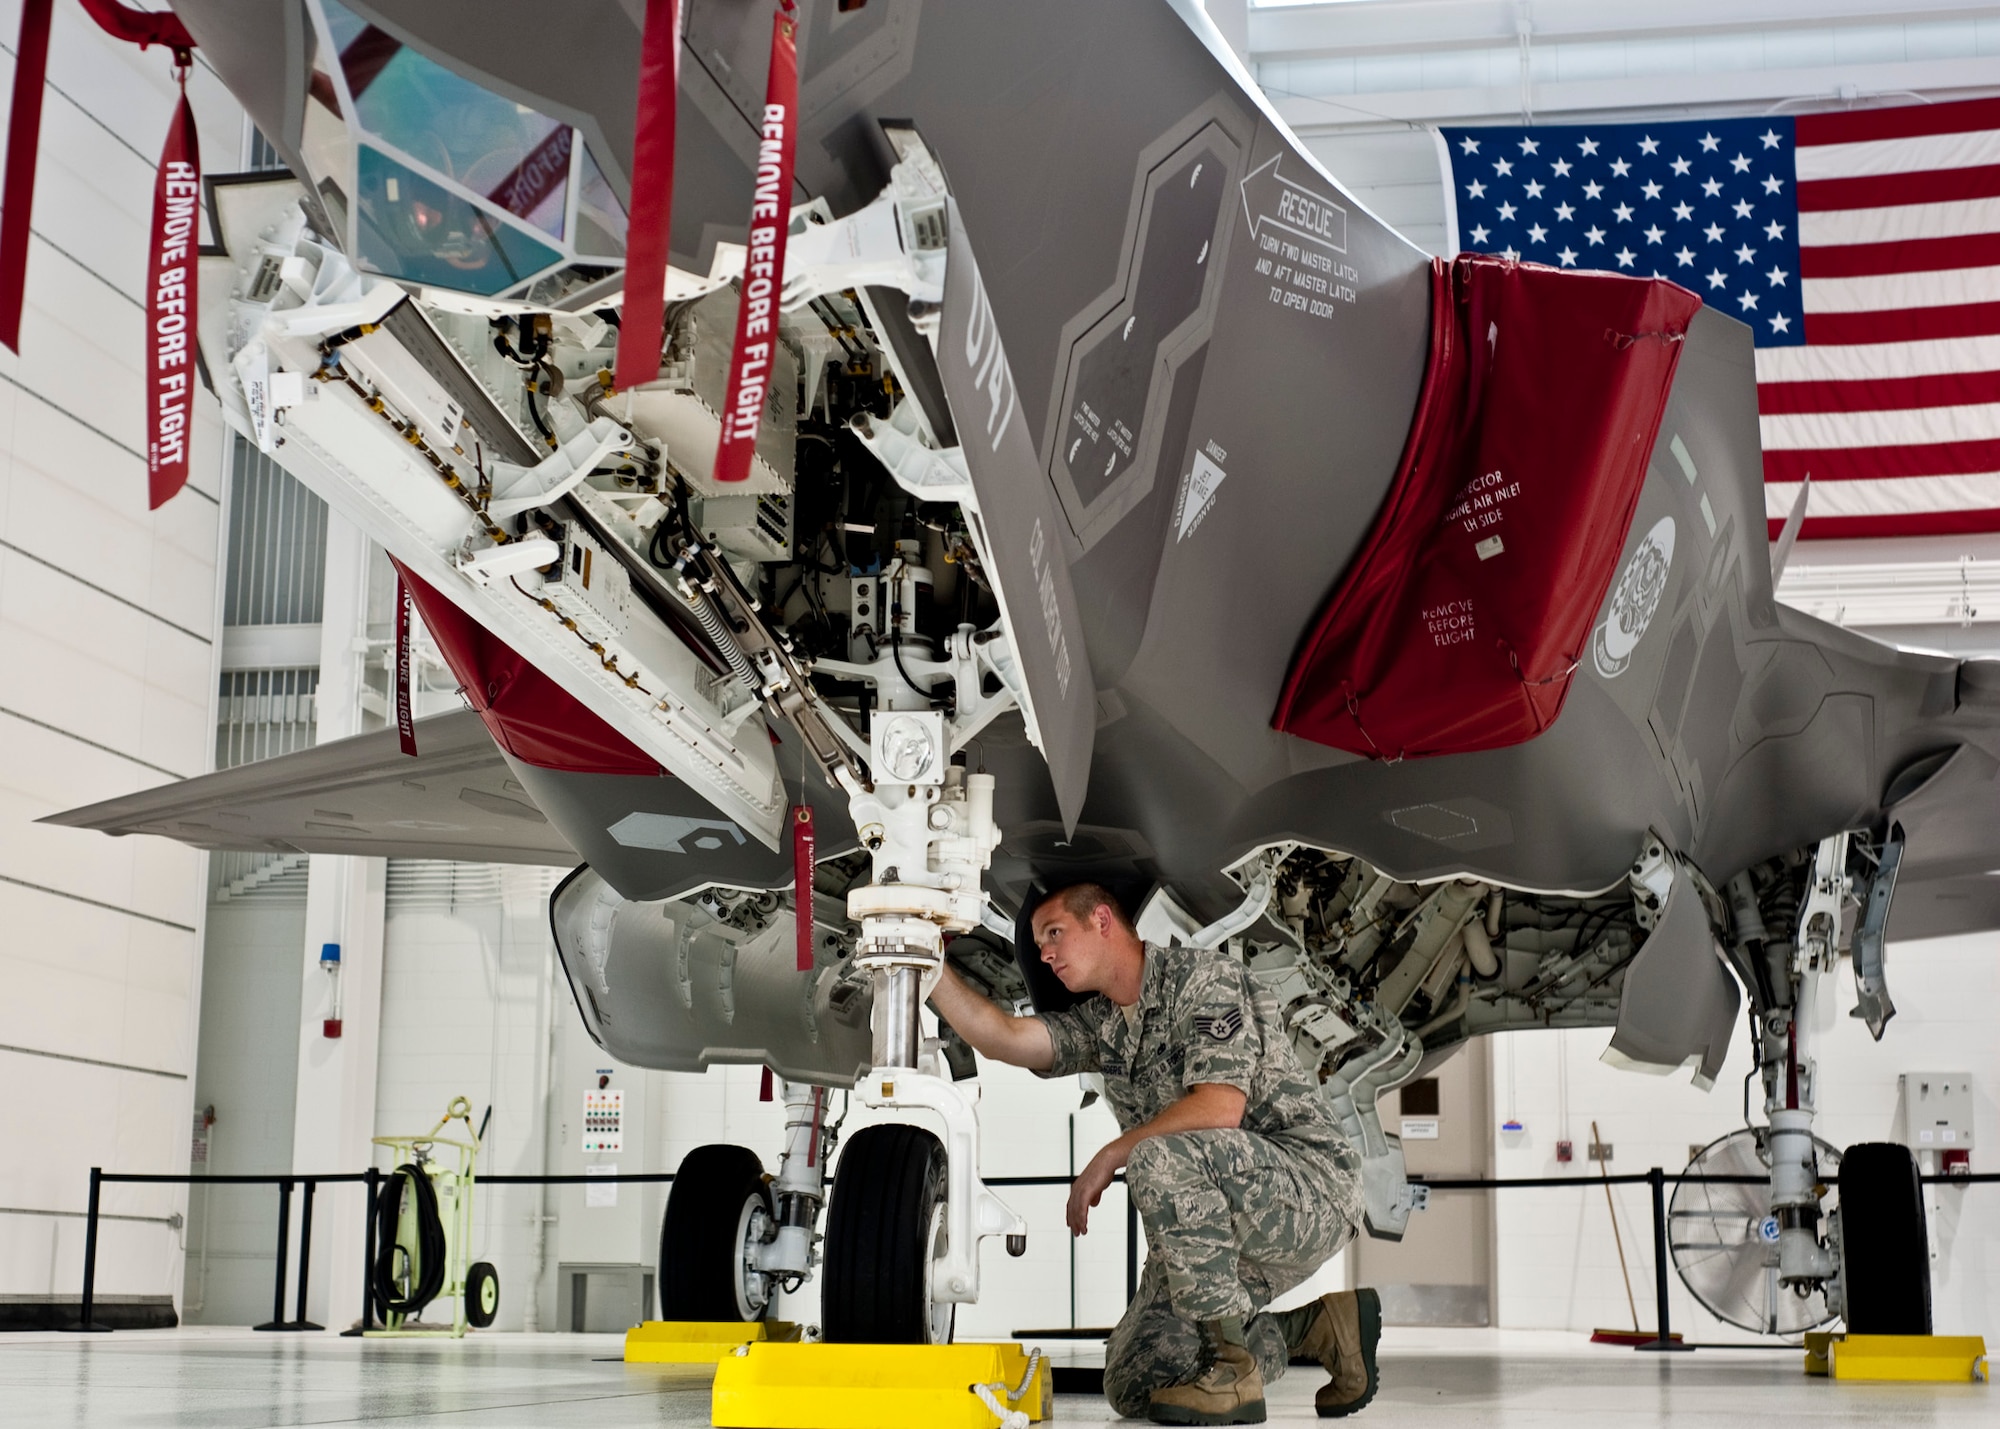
[1039,936,1369,1418]
[929,883,1382,1424]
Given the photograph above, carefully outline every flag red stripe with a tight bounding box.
[1796,96,2000,148]
[1804,301,2000,347]
[1797,162,2000,213]
[1771,508,2000,540]
[1799,230,2000,278]
[1762,436,2000,483]
[1758,368,2000,415]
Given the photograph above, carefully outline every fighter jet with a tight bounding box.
[52,0,1990,1340]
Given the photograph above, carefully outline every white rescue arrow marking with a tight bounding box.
[1241,153,1348,254]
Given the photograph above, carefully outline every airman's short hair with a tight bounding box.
[1036,882,1134,933]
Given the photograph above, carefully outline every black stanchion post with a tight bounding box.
[366,1167,379,1329]
[255,1178,294,1331]
[64,1167,110,1333]
[290,1179,324,1331]
[355,1166,379,1335]
[1636,1166,1692,1352]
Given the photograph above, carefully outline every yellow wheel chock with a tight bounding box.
[711,1340,1050,1429]
[624,1319,801,1364]
[1804,1330,1989,1382]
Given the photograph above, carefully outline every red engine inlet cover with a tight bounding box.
[1273,254,1701,760]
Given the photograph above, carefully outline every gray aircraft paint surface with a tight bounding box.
[58,1,2000,1087]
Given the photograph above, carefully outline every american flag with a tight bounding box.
[1441,99,2000,539]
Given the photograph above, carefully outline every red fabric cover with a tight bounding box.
[1,0,56,354]
[78,0,194,50]
[1273,255,1701,760]
[394,559,661,777]
[613,0,679,392]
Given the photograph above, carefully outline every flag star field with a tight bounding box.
[1442,118,1807,346]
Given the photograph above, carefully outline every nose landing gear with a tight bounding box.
[819,727,1026,1342]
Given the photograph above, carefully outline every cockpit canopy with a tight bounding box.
[298,0,627,303]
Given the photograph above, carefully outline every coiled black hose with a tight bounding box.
[372,1163,447,1317]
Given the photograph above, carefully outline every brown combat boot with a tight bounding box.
[1293,1287,1381,1417]
[1147,1340,1267,1425]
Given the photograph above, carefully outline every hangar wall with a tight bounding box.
[0,1,244,1313]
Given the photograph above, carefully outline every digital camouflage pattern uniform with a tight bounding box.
[1039,940,1364,1416]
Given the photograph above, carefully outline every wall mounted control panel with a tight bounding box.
[1900,1072,1975,1151]
[582,1087,624,1153]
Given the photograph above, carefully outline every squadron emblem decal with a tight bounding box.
[1192,1008,1244,1041]
[1592,516,1675,680]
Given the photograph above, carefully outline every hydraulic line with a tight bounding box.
[890,628,943,708]
[314,362,511,546]
[494,317,559,449]
[508,576,651,692]
[523,373,556,446]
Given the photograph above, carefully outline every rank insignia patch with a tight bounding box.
[1192,1009,1243,1041]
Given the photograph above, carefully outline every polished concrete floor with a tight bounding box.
[0,1326,1988,1426]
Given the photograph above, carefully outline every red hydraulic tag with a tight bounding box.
[759,1065,775,1102]
[713,4,799,483]
[145,72,201,509]
[791,803,816,971]
[614,0,680,391]
[395,575,418,757]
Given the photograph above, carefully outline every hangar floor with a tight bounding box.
[0,1326,1988,1424]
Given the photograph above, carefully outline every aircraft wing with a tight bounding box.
[44,710,577,866]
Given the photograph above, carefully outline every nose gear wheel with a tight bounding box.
[821,1123,954,1344]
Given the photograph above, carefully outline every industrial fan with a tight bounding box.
[1669,1128,1842,1337]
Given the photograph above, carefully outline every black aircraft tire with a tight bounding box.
[821,1123,954,1345]
[465,1261,499,1328]
[1838,1141,1933,1335]
[658,1144,772,1321]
